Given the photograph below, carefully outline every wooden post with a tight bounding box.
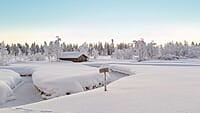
[99,68,109,92]
[104,72,107,91]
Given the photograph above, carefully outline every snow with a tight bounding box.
[0,69,22,105]
[32,63,127,99]
[0,61,131,100]
[0,61,61,76]
[60,52,88,58]
[85,58,200,67]
[0,81,15,105]
[0,77,42,108]
[110,65,135,75]
[0,69,21,89]
[0,64,36,76]
[1,60,200,112]
[1,64,200,113]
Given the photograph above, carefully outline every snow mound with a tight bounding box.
[0,69,22,89]
[32,63,112,99]
[0,81,15,105]
[9,66,34,76]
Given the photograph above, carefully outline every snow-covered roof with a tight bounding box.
[60,52,88,58]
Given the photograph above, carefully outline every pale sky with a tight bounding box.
[0,0,200,44]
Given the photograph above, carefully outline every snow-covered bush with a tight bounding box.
[157,54,180,60]
[112,49,135,59]
[28,53,46,61]
[186,45,200,58]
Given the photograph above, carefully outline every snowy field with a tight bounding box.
[0,61,130,108]
[1,59,200,113]
[85,57,200,67]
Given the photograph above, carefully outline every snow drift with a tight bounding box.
[32,63,113,99]
[0,69,22,89]
[0,69,21,105]
[32,63,133,99]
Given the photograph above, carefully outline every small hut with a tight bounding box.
[59,52,88,62]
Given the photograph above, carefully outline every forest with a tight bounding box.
[0,37,200,65]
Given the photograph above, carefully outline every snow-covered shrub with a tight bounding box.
[112,49,135,59]
[28,53,46,61]
[13,55,27,63]
[111,49,123,59]
[158,54,180,60]
[186,45,200,58]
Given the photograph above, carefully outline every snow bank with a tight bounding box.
[0,69,22,89]
[32,63,113,99]
[0,69,21,105]
[0,81,15,105]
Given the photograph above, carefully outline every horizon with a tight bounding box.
[0,0,200,44]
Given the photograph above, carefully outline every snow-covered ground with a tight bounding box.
[1,64,200,113]
[0,61,130,107]
[1,59,200,113]
[85,57,200,67]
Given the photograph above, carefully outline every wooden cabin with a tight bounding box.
[59,52,89,62]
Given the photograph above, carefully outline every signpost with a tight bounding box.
[99,67,109,91]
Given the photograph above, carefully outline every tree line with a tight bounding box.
[0,37,200,65]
